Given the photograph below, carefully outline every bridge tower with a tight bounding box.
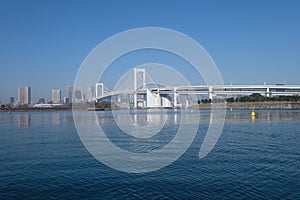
[133,68,146,108]
[95,83,104,99]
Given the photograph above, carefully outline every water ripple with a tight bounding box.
[0,111,299,199]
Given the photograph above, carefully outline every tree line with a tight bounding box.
[226,93,300,103]
[197,93,300,104]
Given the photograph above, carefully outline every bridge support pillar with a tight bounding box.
[133,92,137,108]
[208,86,213,100]
[266,87,270,97]
[173,92,177,108]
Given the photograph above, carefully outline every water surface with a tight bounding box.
[0,110,299,199]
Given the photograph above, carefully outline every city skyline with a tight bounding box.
[1,1,300,102]
[4,85,87,105]
[3,81,300,105]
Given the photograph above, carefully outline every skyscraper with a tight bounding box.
[74,87,84,101]
[67,86,85,103]
[67,86,73,103]
[18,86,31,105]
[52,89,61,104]
[87,86,95,102]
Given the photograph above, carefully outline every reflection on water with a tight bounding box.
[112,110,173,138]
[51,113,61,125]
[224,110,300,123]
[11,111,74,128]
[6,110,300,129]
[17,114,31,127]
[73,109,201,173]
[0,110,300,199]
[251,115,256,123]
[96,110,198,153]
[3,110,299,129]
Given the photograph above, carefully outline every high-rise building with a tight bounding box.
[10,97,14,104]
[67,86,85,103]
[67,86,73,103]
[74,87,84,101]
[87,86,95,102]
[18,86,31,105]
[52,90,61,104]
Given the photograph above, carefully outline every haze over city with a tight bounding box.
[1,0,300,103]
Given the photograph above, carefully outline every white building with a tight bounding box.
[18,86,31,105]
[52,89,61,104]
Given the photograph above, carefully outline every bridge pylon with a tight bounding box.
[95,83,104,99]
[133,68,146,108]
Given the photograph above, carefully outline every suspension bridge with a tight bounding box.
[95,68,300,109]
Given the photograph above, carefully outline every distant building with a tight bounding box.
[38,97,45,104]
[33,103,62,108]
[52,89,61,104]
[67,86,73,103]
[87,86,95,102]
[18,86,31,105]
[74,87,84,102]
[64,97,70,104]
[67,85,85,103]
[10,97,14,104]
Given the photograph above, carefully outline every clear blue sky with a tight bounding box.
[0,0,300,103]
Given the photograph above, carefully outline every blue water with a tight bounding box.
[0,110,299,199]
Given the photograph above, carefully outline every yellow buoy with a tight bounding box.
[251,106,256,117]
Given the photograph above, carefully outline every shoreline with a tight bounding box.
[0,107,72,112]
[1,102,300,112]
[196,102,300,110]
[224,101,300,110]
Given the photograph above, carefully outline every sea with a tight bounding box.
[0,109,299,199]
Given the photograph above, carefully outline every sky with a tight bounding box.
[0,0,300,103]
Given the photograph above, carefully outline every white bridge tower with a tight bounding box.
[133,68,147,108]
